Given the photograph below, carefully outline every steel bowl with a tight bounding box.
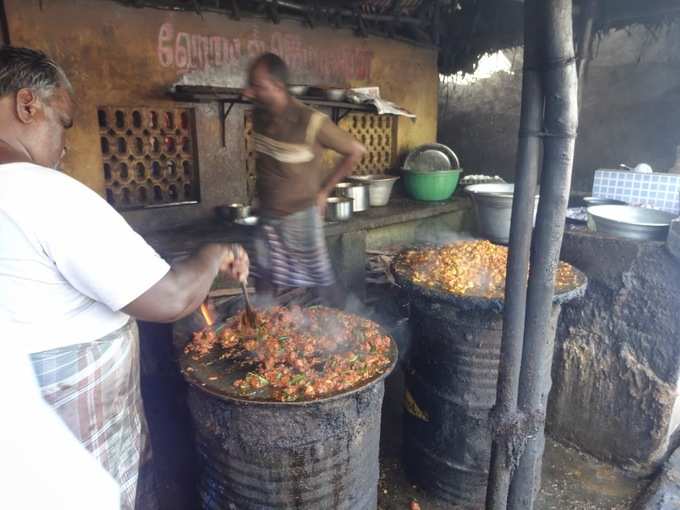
[325,88,346,101]
[216,203,251,221]
[288,84,309,96]
[587,205,677,241]
[465,183,540,244]
[347,174,399,207]
[335,182,369,212]
[583,196,626,207]
[325,197,353,222]
[234,215,259,227]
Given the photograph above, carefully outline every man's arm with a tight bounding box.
[316,119,366,213]
[122,243,248,323]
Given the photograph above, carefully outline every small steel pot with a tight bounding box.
[216,203,251,222]
[325,197,353,222]
[335,182,369,212]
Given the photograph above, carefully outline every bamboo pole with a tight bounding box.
[485,0,543,506]
[507,0,579,508]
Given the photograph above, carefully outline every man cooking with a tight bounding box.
[243,53,366,307]
[0,46,249,509]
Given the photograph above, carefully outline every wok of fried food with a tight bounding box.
[395,240,580,299]
[186,306,393,402]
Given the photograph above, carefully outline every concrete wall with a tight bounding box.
[4,0,438,232]
[548,230,680,475]
[438,22,680,192]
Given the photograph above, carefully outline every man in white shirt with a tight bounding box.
[0,46,249,509]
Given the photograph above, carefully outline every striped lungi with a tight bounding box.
[253,205,335,288]
[30,320,156,510]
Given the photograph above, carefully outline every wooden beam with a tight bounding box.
[576,0,596,109]
[268,0,280,24]
[388,0,402,37]
[230,0,240,20]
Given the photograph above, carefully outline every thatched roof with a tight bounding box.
[437,0,680,75]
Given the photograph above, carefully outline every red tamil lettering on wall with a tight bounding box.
[157,22,373,83]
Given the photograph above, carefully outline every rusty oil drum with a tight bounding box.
[392,254,586,507]
[173,302,397,510]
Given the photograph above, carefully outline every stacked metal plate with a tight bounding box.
[403,143,460,171]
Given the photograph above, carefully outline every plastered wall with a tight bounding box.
[5,0,438,231]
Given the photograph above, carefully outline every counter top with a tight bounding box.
[144,196,471,260]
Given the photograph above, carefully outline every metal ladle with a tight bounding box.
[240,282,257,328]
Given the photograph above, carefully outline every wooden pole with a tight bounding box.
[507,0,579,507]
[576,0,596,109]
[485,0,543,506]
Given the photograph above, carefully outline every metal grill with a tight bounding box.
[243,110,257,202]
[98,106,200,210]
[339,113,396,175]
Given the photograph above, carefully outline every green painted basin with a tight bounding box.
[403,169,461,201]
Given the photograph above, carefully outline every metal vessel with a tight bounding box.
[392,251,586,506]
[587,205,676,241]
[325,196,353,221]
[335,181,369,212]
[216,203,251,222]
[403,143,460,171]
[347,174,399,206]
[173,301,397,510]
[466,183,540,244]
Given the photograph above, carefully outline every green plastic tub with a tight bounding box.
[403,169,461,201]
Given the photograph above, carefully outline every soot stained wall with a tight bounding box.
[438,22,680,192]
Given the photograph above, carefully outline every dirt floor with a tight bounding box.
[375,368,647,510]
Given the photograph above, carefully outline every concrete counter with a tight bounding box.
[144,196,471,259]
[143,196,473,297]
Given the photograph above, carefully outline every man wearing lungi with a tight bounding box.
[0,47,249,509]
[243,53,366,307]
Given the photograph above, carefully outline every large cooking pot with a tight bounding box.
[391,245,586,506]
[173,300,397,510]
[465,183,539,244]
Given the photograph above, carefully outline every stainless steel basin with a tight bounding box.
[587,205,677,241]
